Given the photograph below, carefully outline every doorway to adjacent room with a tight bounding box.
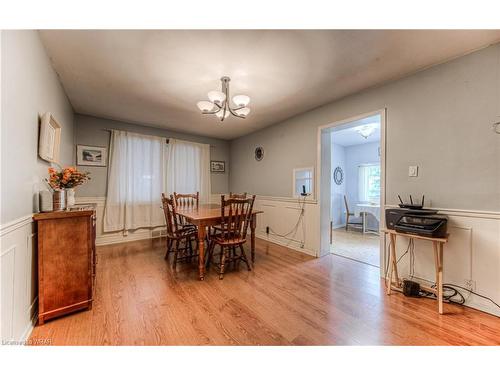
[322,112,385,268]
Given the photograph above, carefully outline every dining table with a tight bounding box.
[175,203,263,280]
[354,203,380,234]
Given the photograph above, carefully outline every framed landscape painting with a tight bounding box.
[77,145,107,167]
[210,160,225,173]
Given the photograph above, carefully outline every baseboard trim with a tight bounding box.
[256,233,316,257]
[96,231,157,246]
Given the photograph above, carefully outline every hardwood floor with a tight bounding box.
[330,227,380,267]
[29,237,500,345]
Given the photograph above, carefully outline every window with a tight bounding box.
[358,164,380,203]
[104,130,167,232]
[104,132,211,232]
[293,167,314,198]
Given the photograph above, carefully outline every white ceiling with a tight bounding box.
[39,30,500,140]
[331,114,381,147]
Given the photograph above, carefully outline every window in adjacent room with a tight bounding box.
[358,163,380,203]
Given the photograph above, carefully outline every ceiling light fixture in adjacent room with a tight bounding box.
[355,124,377,139]
[197,76,251,122]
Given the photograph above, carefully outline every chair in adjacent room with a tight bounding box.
[207,195,256,279]
[161,193,199,270]
[344,195,364,232]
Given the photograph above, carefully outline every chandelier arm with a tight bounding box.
[228,107,246,118]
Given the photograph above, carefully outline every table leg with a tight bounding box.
[438,242,444,314]
[198,224,206,280]
[362,212,366,233]
[386,233,398,295]
[433,241,444,314]
[250,214,256,263]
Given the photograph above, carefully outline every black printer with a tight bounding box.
[386,195,448,238]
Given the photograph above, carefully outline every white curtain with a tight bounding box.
[104,130,167,232]
[165,138,211,203]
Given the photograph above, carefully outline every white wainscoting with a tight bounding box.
[252,197,319,257]
[0,215,37,343]
[383,206,500,317]
[75,197,166,246]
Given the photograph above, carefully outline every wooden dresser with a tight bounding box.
[33,205,96,325]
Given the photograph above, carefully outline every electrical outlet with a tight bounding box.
[464,279,476,291]
[408,165,419,177]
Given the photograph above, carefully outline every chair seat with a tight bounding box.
[212,234,246,246]
[168,226,198,240]
[348,216,364,225]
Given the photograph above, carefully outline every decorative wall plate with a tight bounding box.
[333,166,344,185]
[255,146,264,161]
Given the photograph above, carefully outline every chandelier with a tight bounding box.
[355,124,377,139]
[196,76,251,121]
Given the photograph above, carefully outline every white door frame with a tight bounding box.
[316,108,387,274]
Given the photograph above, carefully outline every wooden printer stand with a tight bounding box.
[383,229,449,314]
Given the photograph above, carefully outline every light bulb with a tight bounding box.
[232,94,250,107]
[216,110,229,119]
[208,90,226,105]
[234,107,250,117]
[197,101,215,113]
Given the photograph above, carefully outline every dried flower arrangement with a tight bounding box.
[46,166,91,190]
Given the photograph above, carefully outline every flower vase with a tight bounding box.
[66,188,76,207]
[53,189,66,211]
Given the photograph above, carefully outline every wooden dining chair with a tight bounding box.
[161,193,199,270]
[173,192,200,209]
[207,195,256,279]
[173,192,199,230]
[344,195,364,232]
[211,192,247,236]
[229,192,247,199]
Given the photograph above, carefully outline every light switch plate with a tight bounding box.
[408,166,418,177]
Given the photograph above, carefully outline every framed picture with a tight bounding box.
[77,145,108,167]
[38,112,61,163]
[210,160,225,173]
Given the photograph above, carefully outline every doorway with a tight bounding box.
[318,110,386,269]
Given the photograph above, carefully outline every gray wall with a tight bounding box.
[230,44,500,211]
[74,114,230,197]
[330,141,346,227]
[1,30,75,224]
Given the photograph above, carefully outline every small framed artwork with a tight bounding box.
[38,112,62,163]
[210,160,226,173]
[77,145,107,167]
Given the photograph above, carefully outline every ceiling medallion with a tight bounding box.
[197,76,251,122]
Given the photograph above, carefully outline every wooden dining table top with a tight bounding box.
[176,203,263,223]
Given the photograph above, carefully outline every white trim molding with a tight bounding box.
[1,215,37,344]
[0,215,33,237]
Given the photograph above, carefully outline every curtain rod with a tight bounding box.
[101,128,216,148]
